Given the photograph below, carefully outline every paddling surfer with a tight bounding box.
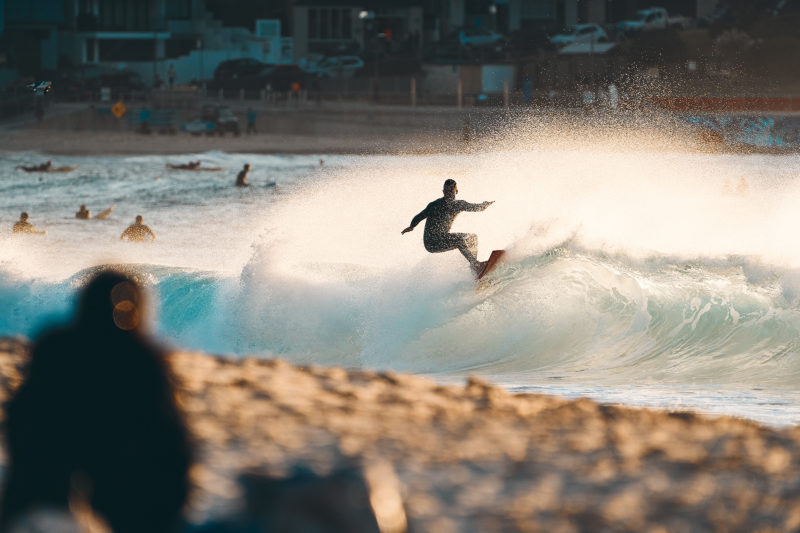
[16,161,51,172]
[401,179,493,274]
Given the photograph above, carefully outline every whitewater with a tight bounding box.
[2,144,800,426]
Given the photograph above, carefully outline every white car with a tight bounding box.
[306,56,364,78]
[550,24,609,47]
[617,7,669,35]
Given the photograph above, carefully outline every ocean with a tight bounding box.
[2,147,800,427]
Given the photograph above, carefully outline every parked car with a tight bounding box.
[180,119,216,135]
[306,56,364,78]
[213,58,270,81]
[455,27,505,47]
[261,65,307,92]
[617,7,668,35]
[201,104,239,135]
[550,24,609,47]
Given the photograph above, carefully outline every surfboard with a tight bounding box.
[166,164,222,171]
[95,205,116,220]
[17,166,77,173]
[476,250,505,280]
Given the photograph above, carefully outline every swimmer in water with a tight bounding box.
[236,164,251,187]
[12,212,47,235]
[120,215,156,242]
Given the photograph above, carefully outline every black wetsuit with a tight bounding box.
[408,197,488,267]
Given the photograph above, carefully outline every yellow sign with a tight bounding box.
[112,101,127,119]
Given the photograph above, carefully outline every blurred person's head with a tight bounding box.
[443,179,457,198]
[76,270,145,333]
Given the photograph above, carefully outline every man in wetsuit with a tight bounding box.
[120,215,156,242]
[402,179,494,274]
[76,204,91,219]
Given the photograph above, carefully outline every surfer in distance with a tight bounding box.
[401,179,494,275]
[76,204,91,219]
[120,215,155,242]
[12,212,47,235]
[236,163,251,187]
[76,204,116,220]
[16,161,52,172]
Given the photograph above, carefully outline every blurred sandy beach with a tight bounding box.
[2,338,799,532]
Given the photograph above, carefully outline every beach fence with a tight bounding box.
[189,64,521,109]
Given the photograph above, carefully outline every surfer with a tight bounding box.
[120,215,156,242]
[77,204,116,220]
[236,163,251,187]
[401,179,494,274]
[169,161,201,170]
[16,161,51,172]
[12,212,46,235]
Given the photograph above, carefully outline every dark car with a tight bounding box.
[213,58,270,81]
[261,65,307,92]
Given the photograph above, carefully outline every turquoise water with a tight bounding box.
[2,148,800,426]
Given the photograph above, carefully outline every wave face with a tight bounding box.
[3,146,800,423]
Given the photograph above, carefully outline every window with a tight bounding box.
[320,9,329,39]
[332,9,340,38]
[309,8,318,38]
[342,9,352,38]
[310,7,352,41]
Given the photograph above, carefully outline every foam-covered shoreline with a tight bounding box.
[1,338,799,531]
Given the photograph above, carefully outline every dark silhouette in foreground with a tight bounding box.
[402,179,493,274]
[12,212,46,235]
[120,215,155,242]
[0,270,193,533]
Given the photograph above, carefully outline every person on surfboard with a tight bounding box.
[401,179,494,275]
[76,204,116,220]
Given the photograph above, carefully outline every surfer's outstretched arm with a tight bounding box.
[401,207,429,234]
[460,200,494,212]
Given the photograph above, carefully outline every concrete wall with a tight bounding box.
[41,27,59,70]
[422,64,461,94]
[582,0,607,23]
[481,65,514,93]
[293,7,309,61]
[422,64,516,95]
[695,0,718,18]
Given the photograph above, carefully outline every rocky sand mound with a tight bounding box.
[1,339,799,532]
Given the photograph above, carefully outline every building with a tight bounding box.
[291,1,423,62]
[1,0,64,76]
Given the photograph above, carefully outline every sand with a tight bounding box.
[1,338,799,532]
